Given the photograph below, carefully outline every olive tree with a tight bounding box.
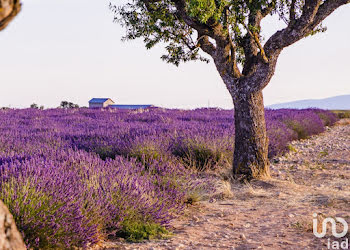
[0,0,21,31]
[114,0,349,179]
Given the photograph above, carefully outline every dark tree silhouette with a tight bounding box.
[0,0,21,31]
[60,101,79,109]
[114,0,350,179]
[30,103,39,109]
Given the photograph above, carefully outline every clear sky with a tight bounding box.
[0,0,349,109]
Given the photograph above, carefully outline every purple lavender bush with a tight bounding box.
[0,107,337,248]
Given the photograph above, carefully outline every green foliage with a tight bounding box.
[30,103,44,109]
[30,103,39,109]
[94,145,116,160]
[129,144,162,167]
[113,0,328,66]
[172,139,230,171]
[117,219,169,242]
[112,0,209,66]
[60,101,79,109]
[186,0,229,23]
[317,113,331,126]
[319,149,329,157]
[284,120,308,139]
[287,144,297,153]
[332,110,350,119]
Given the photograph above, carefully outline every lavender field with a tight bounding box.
[0,108,337,248]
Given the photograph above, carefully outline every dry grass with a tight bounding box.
[336,118,350,126]
[332,110,350,119]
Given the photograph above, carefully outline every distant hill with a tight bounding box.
[267,95,350,110]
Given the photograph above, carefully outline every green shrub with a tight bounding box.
[317,113,332,126]
[332,110,350,119]
[284,120,308,139]
[117,220,169,242]
[95,146,116,160]
[184,191,201,205]
[129,145,162,168]
[172,139,230,171]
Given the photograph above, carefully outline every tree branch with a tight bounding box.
[289,0,297,23]
[262,1,276,17]
[243,22,268,64]
[171,0,222,40]
[0,0,21,31]
[265,0,350,57]
[228,30,242,78]
[264,0,323,55]
[247,0,350,92]
[197,34,216,57]
[307,0,350,31]
[240,10,264,75]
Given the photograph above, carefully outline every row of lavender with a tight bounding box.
[0,108,337,248]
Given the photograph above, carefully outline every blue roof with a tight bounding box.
[89,98,112,104]
[109,105,152,110]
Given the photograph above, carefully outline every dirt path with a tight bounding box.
[101,119,350,250]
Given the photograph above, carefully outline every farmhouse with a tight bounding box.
[88,98,115,108]
[89,98,153,109]
[109,105,152,109]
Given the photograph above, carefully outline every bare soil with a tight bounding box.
[98,119,350,250]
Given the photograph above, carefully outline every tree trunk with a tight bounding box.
[0,200,26,250]
[0,0,21,31]
[232,89,269,179]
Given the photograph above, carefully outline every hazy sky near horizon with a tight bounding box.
[0,0,349,109]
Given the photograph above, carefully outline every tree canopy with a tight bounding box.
[113,0,349,77]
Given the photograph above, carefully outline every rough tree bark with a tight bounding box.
[0,0,21,31]
[232,89,269,179]
[219,58,279,179]
[0,201,26,250]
